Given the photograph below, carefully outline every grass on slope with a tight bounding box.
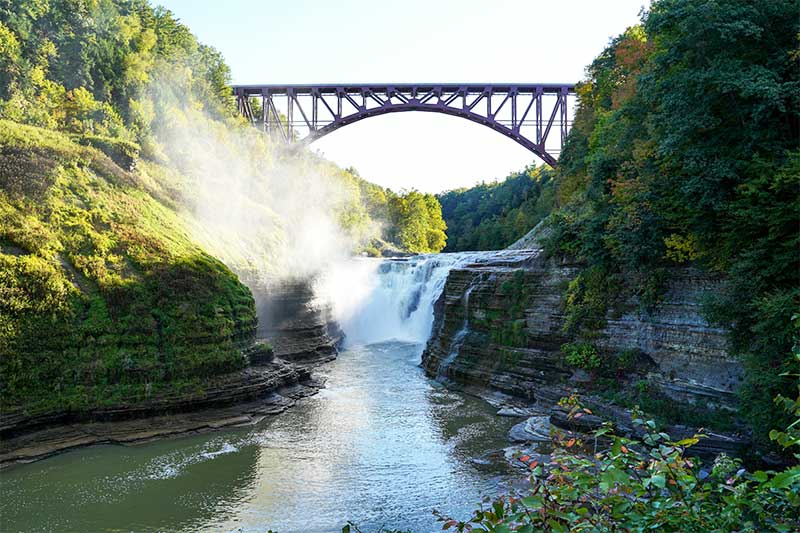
[0,120,256,415]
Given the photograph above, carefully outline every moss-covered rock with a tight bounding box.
[0,120,257,415]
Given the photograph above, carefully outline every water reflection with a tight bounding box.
[0,434,261,532]
[1,342,516,533]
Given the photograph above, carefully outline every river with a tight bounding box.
[1,254,522,532]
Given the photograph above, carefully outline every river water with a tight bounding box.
[1,254,521,532]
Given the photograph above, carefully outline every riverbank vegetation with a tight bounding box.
[437,390,800,532]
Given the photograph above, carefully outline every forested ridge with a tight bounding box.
[439,1,800,530]
[439,0,798,445]
[543,0,798,442]
[438,165,556,252]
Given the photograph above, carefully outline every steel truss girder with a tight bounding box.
[232,83,575,168]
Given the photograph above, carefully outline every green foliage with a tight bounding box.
[544,0,800,443]
[0,0,234,145]
[486,270,530,348]
[343,167,447,254]
[438,165,556,251]
[385,189,447,253]
[769,320,800,451]
[437,403,800,532]
[0,121,255,412]
[601,380,738,432]
[561,342,600,370]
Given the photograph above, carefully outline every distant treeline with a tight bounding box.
[438,165,556,252]
[349,169,447,254]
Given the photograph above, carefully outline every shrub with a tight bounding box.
[561,341,600,370]
[436,400,800,532]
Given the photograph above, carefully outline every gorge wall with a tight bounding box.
[0,122,341,464]
[252,279,342,363]
[421,249,746,450]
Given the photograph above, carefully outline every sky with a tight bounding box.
[155,0,648,193]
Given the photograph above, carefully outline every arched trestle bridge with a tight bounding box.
[232,83,576,168]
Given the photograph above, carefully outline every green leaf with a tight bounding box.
[548,520,567,533]
[769,468,800,489]
[649,474,666,489]
[521,495,543,509]
[611,439,622,456]
[752,470,769,483]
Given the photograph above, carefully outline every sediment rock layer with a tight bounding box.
[0,368,323,468]
[252,279,342,363]
[422,249,746,453]
[1,277,339,467]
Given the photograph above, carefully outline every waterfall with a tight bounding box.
[324,253,476,347]
[436,282,476,379]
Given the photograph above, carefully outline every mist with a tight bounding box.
[146,75,380,326]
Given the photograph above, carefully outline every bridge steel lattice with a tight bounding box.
[232,83,576,168]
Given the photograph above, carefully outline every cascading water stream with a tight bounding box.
[320,253,479,348]
[436,282,475,379]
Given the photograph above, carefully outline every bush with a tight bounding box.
[561,341,600,370]
[74,134,140,171]
[436,399,800,532]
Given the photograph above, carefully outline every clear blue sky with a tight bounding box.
[155,0,648,192]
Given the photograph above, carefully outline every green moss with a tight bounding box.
[486,270,532,348]
[0,121,256,413]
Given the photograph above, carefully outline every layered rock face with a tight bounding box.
[252,279,342,363]
[0,358,324,467]
[422,250,744,447]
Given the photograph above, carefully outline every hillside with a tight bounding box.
[437,165,556,252]
[0,0,446,418]
[0,120,257,413]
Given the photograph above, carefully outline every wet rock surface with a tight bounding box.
[253,279,342,363]
[422,249,748,458]
[508,416,551,443]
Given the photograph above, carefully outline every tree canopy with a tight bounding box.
[544,0,799,442]
[438,165,556,252]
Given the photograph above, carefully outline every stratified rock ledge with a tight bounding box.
[1,278,341,469]
[422,249,750,458]
[0,364,326,469]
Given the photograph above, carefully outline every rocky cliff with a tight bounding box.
[0,278,339,468]
[252,279,342,364]
[421,249,748,454]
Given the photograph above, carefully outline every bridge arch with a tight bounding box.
[233,84,576,168]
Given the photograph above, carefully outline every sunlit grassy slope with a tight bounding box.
[0,120,257,413]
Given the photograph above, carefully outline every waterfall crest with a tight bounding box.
[331,254,476,347]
